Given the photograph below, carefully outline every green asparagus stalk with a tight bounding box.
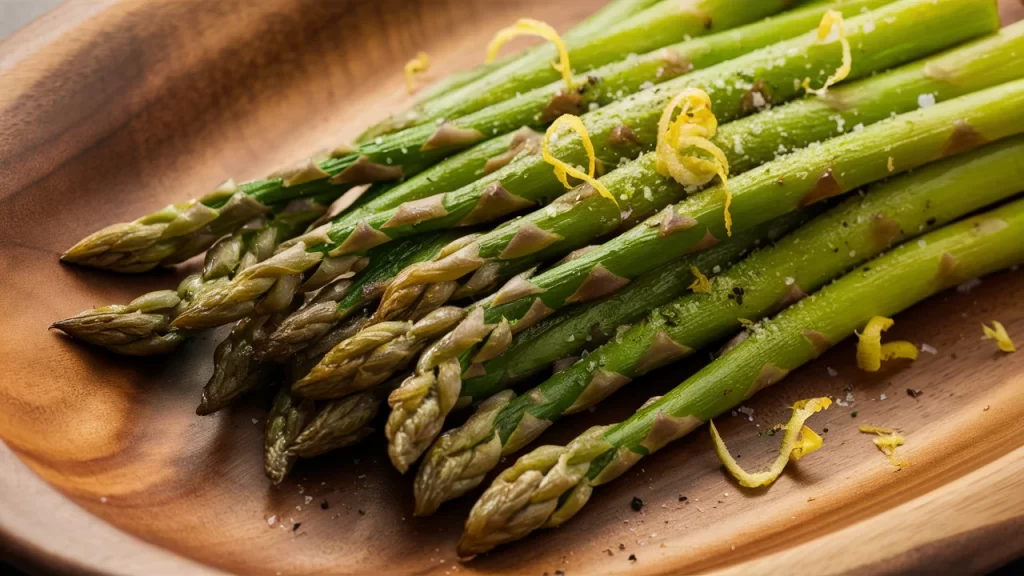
[415,136,1024,514]
[53,199,328,355]
[458,196,1024,555]
[288,390,384,459]
[175,0,994,331]
[196,305,299,416]
[384,78,1024,472]
[265,387,315,484]
[361,0,787,136]
[254,231,468,363]
[259,22,1024,404]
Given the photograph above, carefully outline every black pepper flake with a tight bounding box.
[907,388,923,398]
[358,509,366,515]
[823,427,829,433]
[619,543,626,551]
[678,495,688,502]
[556,571,566,576]
[732,287,745,305]
[292,522,301,532]
[320,500,329,510]
[851,411,858,418]
[631,497,644,511]
[628,554,638,563]
[926,217,937,226]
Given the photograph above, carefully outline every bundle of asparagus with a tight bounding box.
[457,195,1024,554]
[51,0,1024,561]
[416,136,1024,514]
[61,0,793,275]
[176,0,957,332]
[290,21,1024,406]
[383,75,1024,471]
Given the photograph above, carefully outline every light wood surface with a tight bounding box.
[1,1,1023,574]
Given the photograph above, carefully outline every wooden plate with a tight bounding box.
[2,1,1023,574]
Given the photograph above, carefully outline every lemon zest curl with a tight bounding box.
[689,266,712,293]
[711,397,831,488]
[541,115,616,205]
[802,10,852,97]
[655,89,732,235]
[856,316,918,372]
[404,52,431,95]
[488,19,573,92]
[859,425,907,468]
[982,321,1016,353]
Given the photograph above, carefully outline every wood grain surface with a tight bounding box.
[2,1,1023,575]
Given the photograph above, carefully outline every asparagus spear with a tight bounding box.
[175,0,994,331]
[265,387,315,484]
[53,199,328,355]
[385,78,1024,472]
[416,136,1024,514]
[362,0,788,136]
[458,196,1024,555]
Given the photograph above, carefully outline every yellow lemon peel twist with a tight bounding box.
[856,316,918,372]
[541,114,616,204]
[710,397,832,488]
[487,19,573,92]
[688,266,712,293]
[802,10,852,97]
[982,321,1016,353]
[859,425,907,468]
[655,89,732,235]
[404,52,431,95]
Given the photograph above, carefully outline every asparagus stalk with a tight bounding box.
[196,305,299,416]
[53,199,328,355]
[384,78,1024,472]
[415,136,1024,514]
[175,0,995,331]
[362,0,788,136]
[458,196,1024,555]
[265,387,315,484]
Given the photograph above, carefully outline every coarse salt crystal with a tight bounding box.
[784,276,795,286]
[827,366,838,377]
[921,343,938,355]
[917,93,936,108]
[879,393,888,401]
[956,278,982,293]
[268,515,277,527]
